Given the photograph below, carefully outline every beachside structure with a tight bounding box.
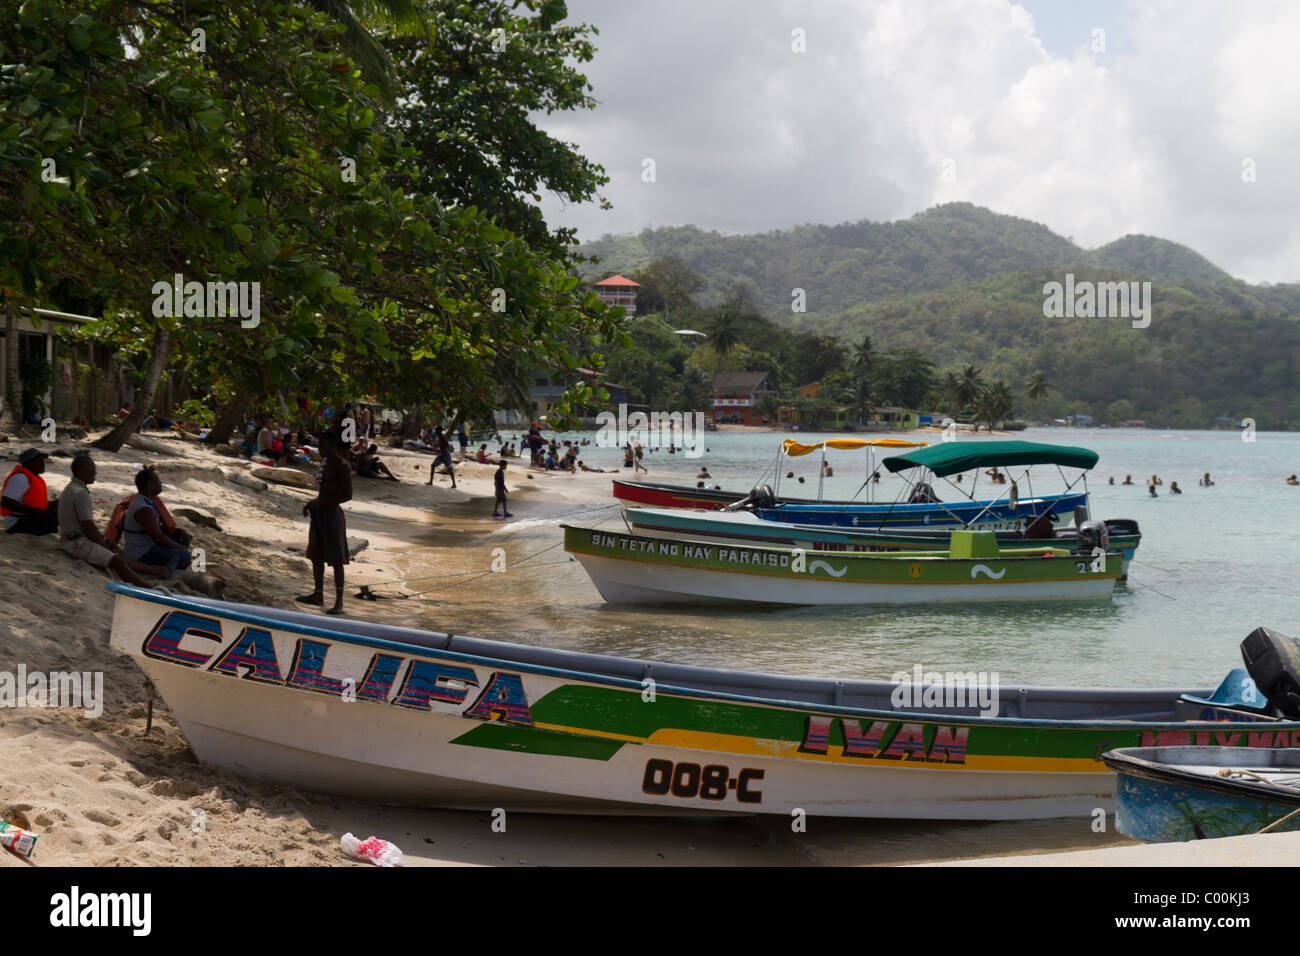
[868,406,923,430]
[776,387,922,431]
[593,275,640,317]
[709,371,778,425]
[0,306,147,427]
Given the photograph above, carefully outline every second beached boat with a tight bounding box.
[562,524,1122,605]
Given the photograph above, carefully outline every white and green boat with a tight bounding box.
[623,506,1142,579]
[563,525,1122,606]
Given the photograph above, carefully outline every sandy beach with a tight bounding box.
[0,431,1130,867]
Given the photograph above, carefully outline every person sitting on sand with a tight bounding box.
[1171,481,1182,493]
[59,454,165,586]
[122,467,193,576]
[561,450,577,473]
[476,443,490,463]
[426,426,457,489]
[356,444,399,481]
[257,419,289,464]
[492,460,512,518]
[2,448,58,536]
[544,449,559,470]
[298,431,352,615]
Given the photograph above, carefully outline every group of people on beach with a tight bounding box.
[2,448,196,587]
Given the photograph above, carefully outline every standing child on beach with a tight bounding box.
[492,460,512,518]
[298,431,353,615]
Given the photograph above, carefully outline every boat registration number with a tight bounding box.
[641,758,764,804]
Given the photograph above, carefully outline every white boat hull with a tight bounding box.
[570,552,1118,606]
[106,588,1133,819]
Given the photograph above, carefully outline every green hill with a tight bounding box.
[580,202,1255,315]
[582,204,1300,429]
[1089,234,1229,285]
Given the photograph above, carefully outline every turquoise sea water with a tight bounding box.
[409,427,1300,690]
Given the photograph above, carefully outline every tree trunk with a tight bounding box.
[94,326,171,452]
[0,305,23,433]
[204,384,253,446]
[400,404,422,437]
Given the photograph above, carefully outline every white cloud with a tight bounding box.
[541,0,1300,282]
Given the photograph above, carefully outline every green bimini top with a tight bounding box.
[881,440,1099,478]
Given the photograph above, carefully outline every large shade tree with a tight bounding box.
[0,0,620,446]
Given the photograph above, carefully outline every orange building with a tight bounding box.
[709,371,779,425]
[593,275,640,316]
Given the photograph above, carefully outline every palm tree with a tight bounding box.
[709,313,742,372]
[310,0,427,104]
[954,364,984,413]
[675,367,712,413]
[756,393,782,425]
[977,380,1016,431]
[938,371,960,418]
[633,359,670,410]
[851,334,875,425]
[1025,370,1050,400]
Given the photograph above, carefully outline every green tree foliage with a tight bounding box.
[387,0,609,258]
[0,0,619,442]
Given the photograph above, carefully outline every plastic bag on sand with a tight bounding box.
[340,832,404,867]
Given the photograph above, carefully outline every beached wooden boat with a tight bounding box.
[562,525,1122,605]
[1104,626,1300,840]
[611,479,743,510]
[1103,747,1300,842]
[623,506,1143,579]
[106,584,1300,819]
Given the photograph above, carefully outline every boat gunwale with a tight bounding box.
[1103,746,1300,807]
[107,584,1298,734]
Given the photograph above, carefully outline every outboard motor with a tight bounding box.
[1075,518,1109,556]
[1104,518,1140,537]
[724,483,776,512]
[1242,627,1300,718]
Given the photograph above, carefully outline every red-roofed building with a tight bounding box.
[594,275,640,316]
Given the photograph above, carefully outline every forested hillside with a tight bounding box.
[581,204,1300,428]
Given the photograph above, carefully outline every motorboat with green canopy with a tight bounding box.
[746,439,1101,533]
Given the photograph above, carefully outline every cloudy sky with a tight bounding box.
[537,0,1300,283]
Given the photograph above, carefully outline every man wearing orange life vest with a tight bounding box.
[1,448,58,536]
